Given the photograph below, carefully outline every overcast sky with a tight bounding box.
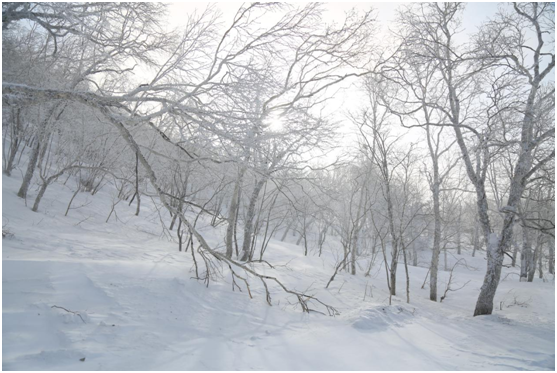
[164,2,508,161]
[169,2,501,33]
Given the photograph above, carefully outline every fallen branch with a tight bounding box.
[1,83,340,317]
[51,305,86,323]
[97,108,339,316]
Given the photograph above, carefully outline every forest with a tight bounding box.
[2,2,555,371]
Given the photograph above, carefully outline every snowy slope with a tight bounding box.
[2,173,555,371]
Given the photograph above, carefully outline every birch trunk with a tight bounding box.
[17,103,62,198]
[386,181,398,296]
[528,235,541,282]
[549,237,554,275]
[511,240,519,267]
[225,170,245,258]
[429,182,442,301]
[472,220,480,258]
[351,186,366,275]
[240,178,267,261]
[520,228,531,281]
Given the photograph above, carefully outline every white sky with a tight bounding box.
[164,2,512,163]
[166,1,502,114]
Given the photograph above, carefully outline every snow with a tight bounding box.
[2,172,555,370]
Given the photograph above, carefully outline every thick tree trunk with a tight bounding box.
[473,233,504,316]
[240,178,266,261]
[429,183,441,301]
[473,51,550,314]
[31,182,48,212]
[528,235,541,282]
[511,240,519,267]
[389,249,398,297]
[18,106,60,199]
[18,141,40,198]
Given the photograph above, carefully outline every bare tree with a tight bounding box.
[391,2,554,316]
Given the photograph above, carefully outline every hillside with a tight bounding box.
[2,172,555,371]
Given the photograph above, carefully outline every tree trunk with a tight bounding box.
[351,186,366,275]
[65,187,80,216]
[177,218,183,252]
[468,178,496,316]
[456,205,462,255]
[472,220,480,257]
[134,152,141,216]
[18,141,40,199]
[402,241,410,303]
[520,228,531,282]
[473,61,545,316]
[429,183,442,301]
[549,237,554,275]
[384,179,398,296]
[538,241,543,279]
[473,233,504,316]
[528,235,541,282]
[240,178,266,261]
[443,244,448,272]
[31,181,49,212]
[296,225,304,246]
[280,219,293,242]
[511,239,519,267]
[317,223,329,257]
[3,108,22,176]
[225,170,244,258]
[18,105,59,199]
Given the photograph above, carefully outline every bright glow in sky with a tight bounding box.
[164,3,510,163]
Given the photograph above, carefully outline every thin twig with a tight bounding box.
[51,305,86,323]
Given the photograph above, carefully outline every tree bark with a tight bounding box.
[549,237,554,275]
[511,239,519,267]
[240,177,267,261]
[225,169,245,258]
[17,105,60,198]
[350,185,366,275]
[134,152,141,216]
[280,219,293,242]
[472,220,480,258]
[429,182,442,301]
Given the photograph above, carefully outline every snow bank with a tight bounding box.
[2,172,555,370]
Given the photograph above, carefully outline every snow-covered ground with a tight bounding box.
[2,172,555,370]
